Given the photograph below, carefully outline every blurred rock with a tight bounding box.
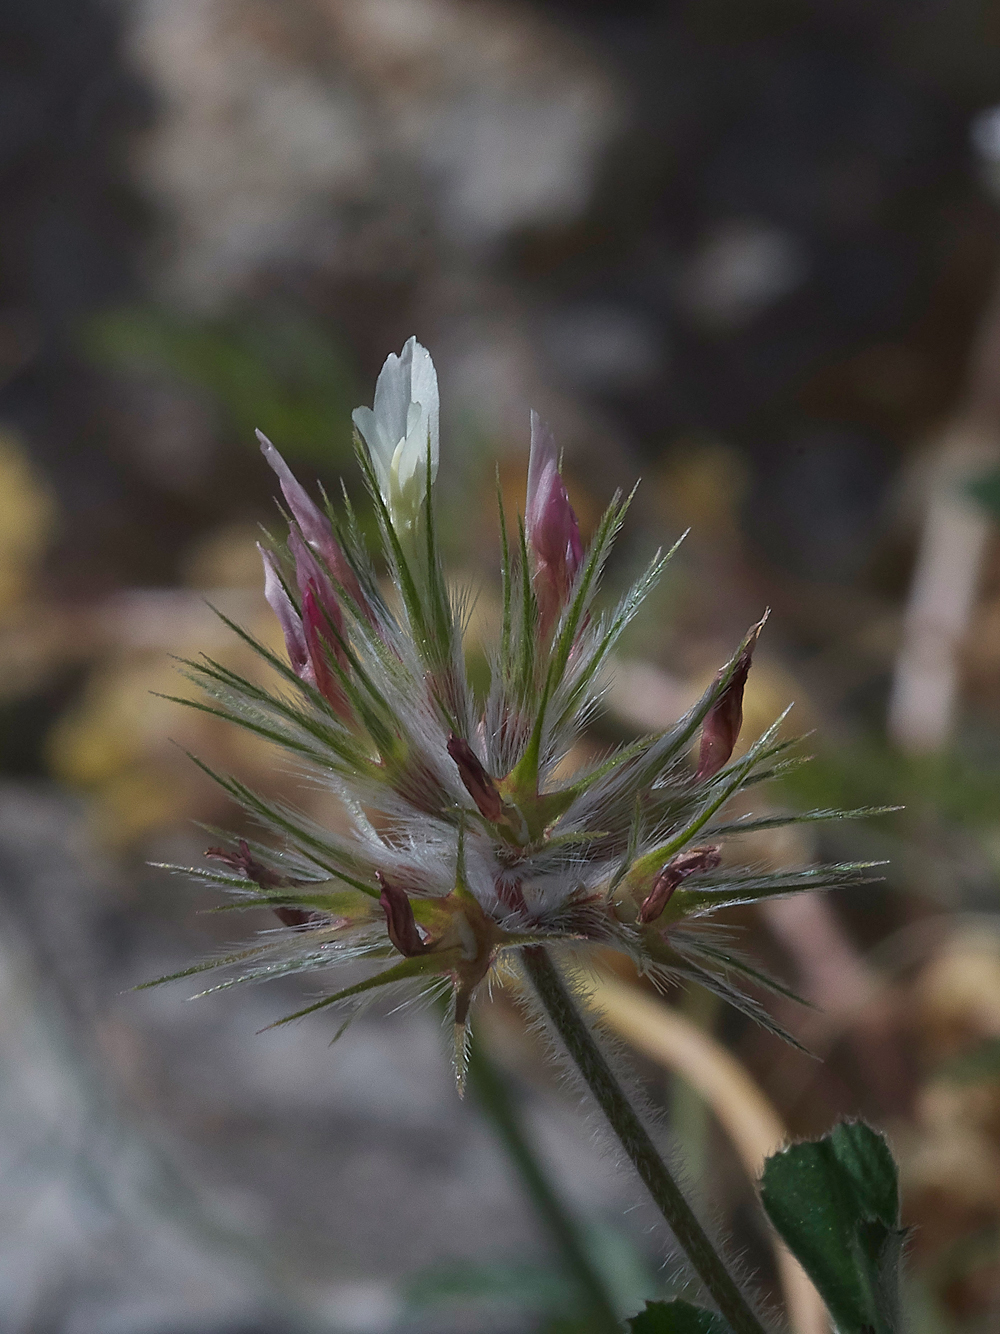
[127,0,621,301]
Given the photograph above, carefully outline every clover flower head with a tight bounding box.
[154,340,875,1092]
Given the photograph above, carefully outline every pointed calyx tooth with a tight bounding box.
[452,1020,470,1099]
[377,873,428,956]
[637,845,722,924]
[695,611,769,781]
[447,733,504,821]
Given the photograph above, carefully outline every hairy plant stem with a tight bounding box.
[468,1034,622,1333]
[522,946,769,1334]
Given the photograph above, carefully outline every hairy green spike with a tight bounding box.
[423,440,455,670]
[260,952,457,1030]
[135,939,287,989]
[181,754,380,897]
[546,484,634,699]
[705,806,903,838]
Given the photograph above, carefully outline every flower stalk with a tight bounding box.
[522,946,769,1334]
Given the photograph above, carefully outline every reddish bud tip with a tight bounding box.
[377,873,428,957]
[301,583,352,719]
[695,613,768,782]
[273,906,323,929]
[525,412,583,638]
[638,845,722,924]
[447,734,504,821]
[260,540,353,720]
[259,430,369,615]
[259,545,309,677]
[207,839,289,888]
[207,842,321,928]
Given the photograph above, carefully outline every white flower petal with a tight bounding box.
[353,337,440,532]
[391,408,427,508]
[352,405,390,494]
[406,340,439,476]
[372,338,417,458]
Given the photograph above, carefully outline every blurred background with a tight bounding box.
[7,1,1000,1330]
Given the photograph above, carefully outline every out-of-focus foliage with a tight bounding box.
[85,306,358,465]
[406,1222,657,1329]
[0,431,57,612]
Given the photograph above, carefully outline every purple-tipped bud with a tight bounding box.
[695,614,768,782]
[260,545,309,677]
[447,733,503,821]
[288,530,348,664]
[259,544,352,719]
[207,838,289,887]
[301,583,351,719]
[638,845,722,924]
[377,873,428,957]
[258,430,367,612]
[525,412,583,638]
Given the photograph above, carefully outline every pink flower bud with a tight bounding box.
[695,616,767,781]
[301,584,351,718]
[259,545,309,677]
[259,545,352,718]
[288,530,347,660]
[377,873,428,957]
[525,412,583,637]
[447,734,503,821]
[638,845,722,924]
[258,431,367,612]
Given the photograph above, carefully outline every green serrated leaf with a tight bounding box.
[626,1298,732,1333]
[760,1121,905,1334]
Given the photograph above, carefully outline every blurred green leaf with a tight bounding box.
[404,1219,663,1325]
[967,468,1000,522]
[626,1299,732,1332]
[83,305,357,466]
[938,1035,1000,1083]
[779,741,1000,830]
[760,1121,905,1334]
[405,1260,571,1311]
